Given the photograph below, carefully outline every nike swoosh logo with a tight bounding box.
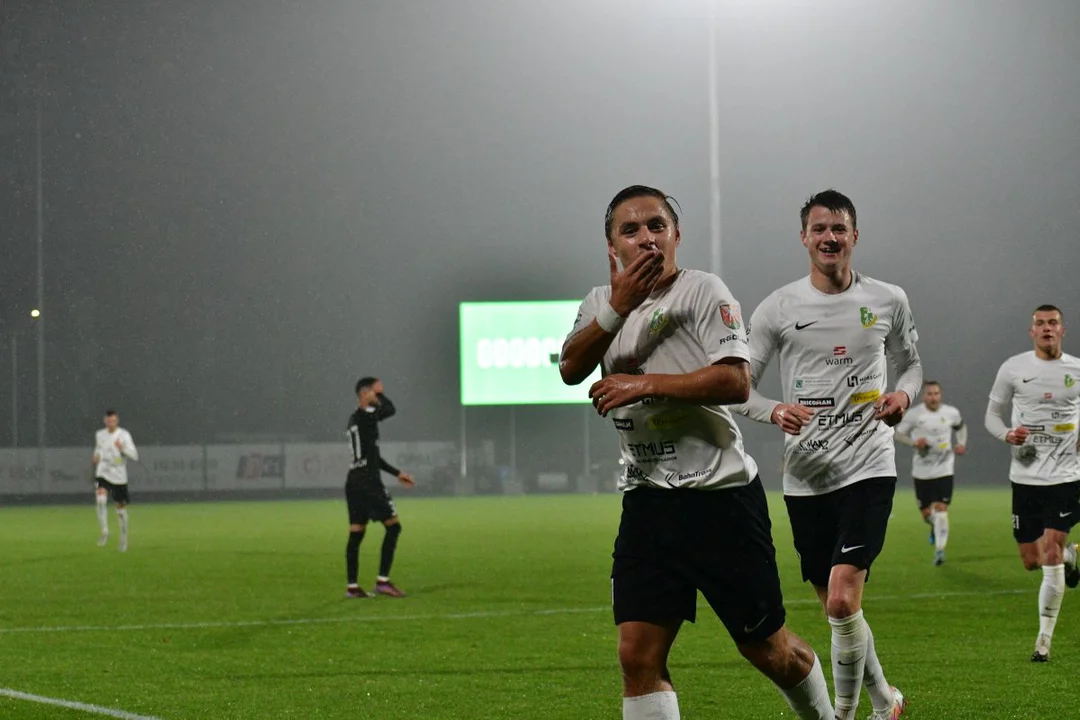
[1022,377,1037,383]
[840,544,865,553]
[837,657,864,666]
[1061,512,1073,518]
[795,321,818,330]
[743,614,770,634]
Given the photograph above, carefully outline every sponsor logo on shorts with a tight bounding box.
[1054,423,1076,433]
[613,418,635,431]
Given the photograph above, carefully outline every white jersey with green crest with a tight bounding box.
[745,273,921,496]
[989,351,1080,486]
[896,403,964,479]
[563,269,758,491]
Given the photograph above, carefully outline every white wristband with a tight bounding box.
[596,302,626,334]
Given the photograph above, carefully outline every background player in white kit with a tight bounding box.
[985,304,1080,662]
[560,185,833,720]
[736,190,921,720]
[92,409,139,551]
[894,381,967,565]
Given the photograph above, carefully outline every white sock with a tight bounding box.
[776,654,833,719]
[96,496,108,534]
[623,691,679,720]
[829,610,868,719]
[934,510,949,551]
[117,508,129,545]
[1065,544,1077,567]
[1039,564,1065,640]
[862,622,893,713]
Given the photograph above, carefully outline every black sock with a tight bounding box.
[379,523,402,579]
[346,530,365,584]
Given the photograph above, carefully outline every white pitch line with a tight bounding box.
[0,688,162,719]
[0,587,1028,635]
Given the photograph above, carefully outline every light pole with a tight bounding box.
[36,95,47,459]
[10,332,17,449]
[707,0,722,277]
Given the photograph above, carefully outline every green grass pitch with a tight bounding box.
[0,488,1073,718]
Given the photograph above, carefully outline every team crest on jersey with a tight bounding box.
[859,306,877,328]
[1066,374,1076,389]
[719,303,741,330]
[648,307,670,336]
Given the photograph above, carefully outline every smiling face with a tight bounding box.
[801,205,858,280]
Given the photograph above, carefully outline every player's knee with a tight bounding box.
[617,641,664,685]
[737,628,811,682]
[384,521,402,538]
[825,594,858,619]
[349,523,366,533]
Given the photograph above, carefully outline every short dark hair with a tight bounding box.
[800,189,857,231]
[1033,304,1062,317]
[924,381,941,389]
[604,185,680,241]
[104,409,118,417]
[355,377,378,395]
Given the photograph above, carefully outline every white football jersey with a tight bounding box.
[563,269,759,491]
[896,403,964,479]
[988,351,1080,486]
[94,428,139,485]
[745,273,921,496]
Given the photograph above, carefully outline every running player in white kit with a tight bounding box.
[985,304,1080,662]
[735,190,920,720]
[93,409,139,552]
[560,185,833,720]
[894,381,967,565]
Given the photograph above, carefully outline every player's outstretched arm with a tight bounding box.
[587,360,750,417]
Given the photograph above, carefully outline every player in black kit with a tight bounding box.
[345,377,415,598]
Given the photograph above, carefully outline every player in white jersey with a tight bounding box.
[735,190,920,720]
[984,304,1080,662]
[894,381,967,565]
[560,186,833,720]
[92,410,139,551]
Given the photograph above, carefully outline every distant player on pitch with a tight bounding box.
[894,381,967,565]
[93,409,139,552]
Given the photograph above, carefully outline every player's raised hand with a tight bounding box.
[397,471,416,487]
[589,374,651,416]
[914,437,929,450]
[771,403,814,435]
[114,438,124,451]
[954,444,967,455]
[608,246,664,316]
[1005,427,1029,446]
[873,391,910,427]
